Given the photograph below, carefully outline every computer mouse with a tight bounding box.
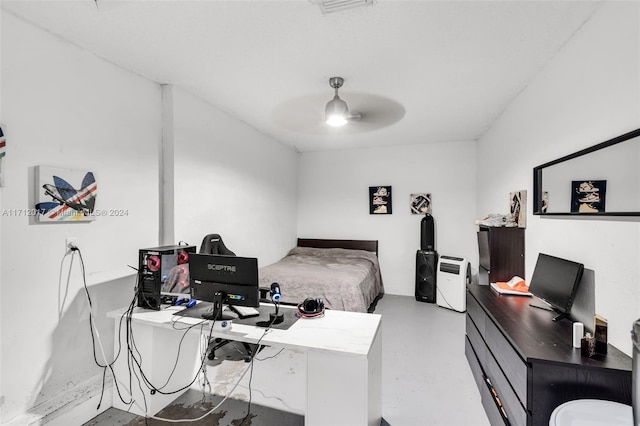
[186,299,197,308]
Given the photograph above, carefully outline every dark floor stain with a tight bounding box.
[125,401,227,426]
[230,413,256,425]
[85,389,306,426]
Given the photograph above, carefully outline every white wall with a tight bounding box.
[476,1,640,355]
[0,13,298,424]
[171,87,298,265]
[0,8,5,425]
[0,12,161,424]
[297,141,478,296]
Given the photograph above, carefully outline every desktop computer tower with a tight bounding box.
[415,250,438,303]
[137,244,196,310]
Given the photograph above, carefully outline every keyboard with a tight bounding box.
[229,305,260,318]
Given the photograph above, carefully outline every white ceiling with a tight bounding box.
[2,0,602,152]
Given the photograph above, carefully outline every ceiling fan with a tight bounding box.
[271,77,405,135]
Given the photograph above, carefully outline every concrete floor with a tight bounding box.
[376,295,489,426]
[85,295,489,426]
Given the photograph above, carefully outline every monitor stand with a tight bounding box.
[552,312,570,322]
[202,291,234,321]
[529,302,570,322]
[529,302,553,312]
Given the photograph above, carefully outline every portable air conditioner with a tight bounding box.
[436,255,469,313]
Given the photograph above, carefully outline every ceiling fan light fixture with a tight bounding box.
[325,95,349,126]
[325,76,350,127]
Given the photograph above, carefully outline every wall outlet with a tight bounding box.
[65,237,78,252]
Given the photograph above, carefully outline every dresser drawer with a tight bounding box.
[485,316,528,404]
[465,336,486,392]
[465,338,507,426]
[466,291,486,337]
[466,315,486,367]
[485,345,528,426]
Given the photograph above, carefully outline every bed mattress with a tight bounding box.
[259,246,383,313]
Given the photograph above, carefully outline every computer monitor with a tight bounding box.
[528,253,584,322]
[189,253,259,320]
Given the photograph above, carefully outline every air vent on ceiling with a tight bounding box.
[312,0,375,14]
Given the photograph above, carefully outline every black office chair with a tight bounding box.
[199,234,236,256]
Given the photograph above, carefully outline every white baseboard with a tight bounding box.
[6,374,113,426]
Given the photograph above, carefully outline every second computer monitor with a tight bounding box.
[189,253,259,308]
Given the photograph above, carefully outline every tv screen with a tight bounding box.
[528,253,584,321]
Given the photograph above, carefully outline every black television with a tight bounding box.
[188,253,259,320]
[528,253,584,322]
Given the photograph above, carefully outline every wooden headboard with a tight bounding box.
[297,238,378,256]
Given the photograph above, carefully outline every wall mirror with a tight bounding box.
[533,128,640,216]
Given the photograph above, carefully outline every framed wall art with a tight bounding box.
[541,191,549,213]
[571,180,606,213]
[509,190,527,227]
[35,166,98,222]
[410,193,431,214]
[369,186,392,214]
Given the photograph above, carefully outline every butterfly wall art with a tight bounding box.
[35,166,98,222]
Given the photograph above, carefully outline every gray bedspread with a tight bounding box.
[258,246,383,313]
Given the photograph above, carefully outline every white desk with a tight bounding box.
[107,304,382,426]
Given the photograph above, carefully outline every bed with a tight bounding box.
[258,238,384,313]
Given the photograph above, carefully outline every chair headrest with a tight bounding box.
[199,234,236,256]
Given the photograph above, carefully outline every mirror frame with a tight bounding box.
[533,128,640,216]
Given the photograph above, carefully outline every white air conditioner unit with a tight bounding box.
[436,255,469,313]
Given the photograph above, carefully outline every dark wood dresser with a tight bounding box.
[465,284,632,426]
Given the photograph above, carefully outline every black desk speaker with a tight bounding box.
[416,250,438,303]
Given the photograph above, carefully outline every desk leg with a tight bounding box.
[110,320,201,417]
[305,328,382,426]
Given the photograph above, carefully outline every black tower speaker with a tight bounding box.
[415,250,438,303]
[420,213,435,251]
